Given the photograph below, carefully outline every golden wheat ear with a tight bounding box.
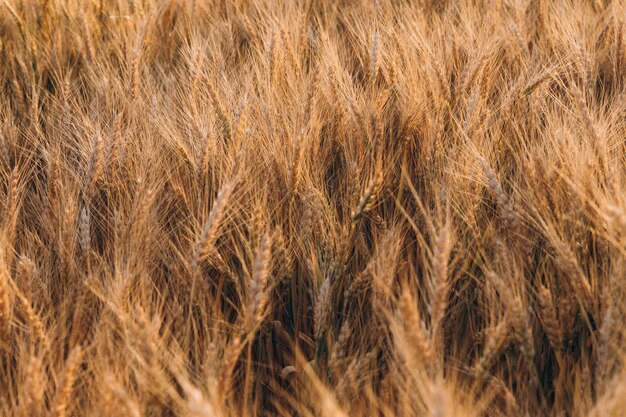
[51,346,83,417]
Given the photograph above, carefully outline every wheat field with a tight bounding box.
[0,0,625,415]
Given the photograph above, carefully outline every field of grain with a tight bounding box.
[0,0,625,416]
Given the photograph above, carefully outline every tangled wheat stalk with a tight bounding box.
[0,0,625,416]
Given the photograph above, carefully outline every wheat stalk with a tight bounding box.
[479,157,518,230]
[206,80,232,141]
[430,221,451,342]
[314,276,332,343]
[474,320,510,381]
[370,30,381,79]
[398,287,432,364]
[0,270,10,339]
[245,232,273,333]
[190,177,237,282]
[15,288,49,350]
[51,346,83,417]
[538,284,562,351]
[351,169,383,223]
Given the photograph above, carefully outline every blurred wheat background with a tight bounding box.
[0,0,625,416]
